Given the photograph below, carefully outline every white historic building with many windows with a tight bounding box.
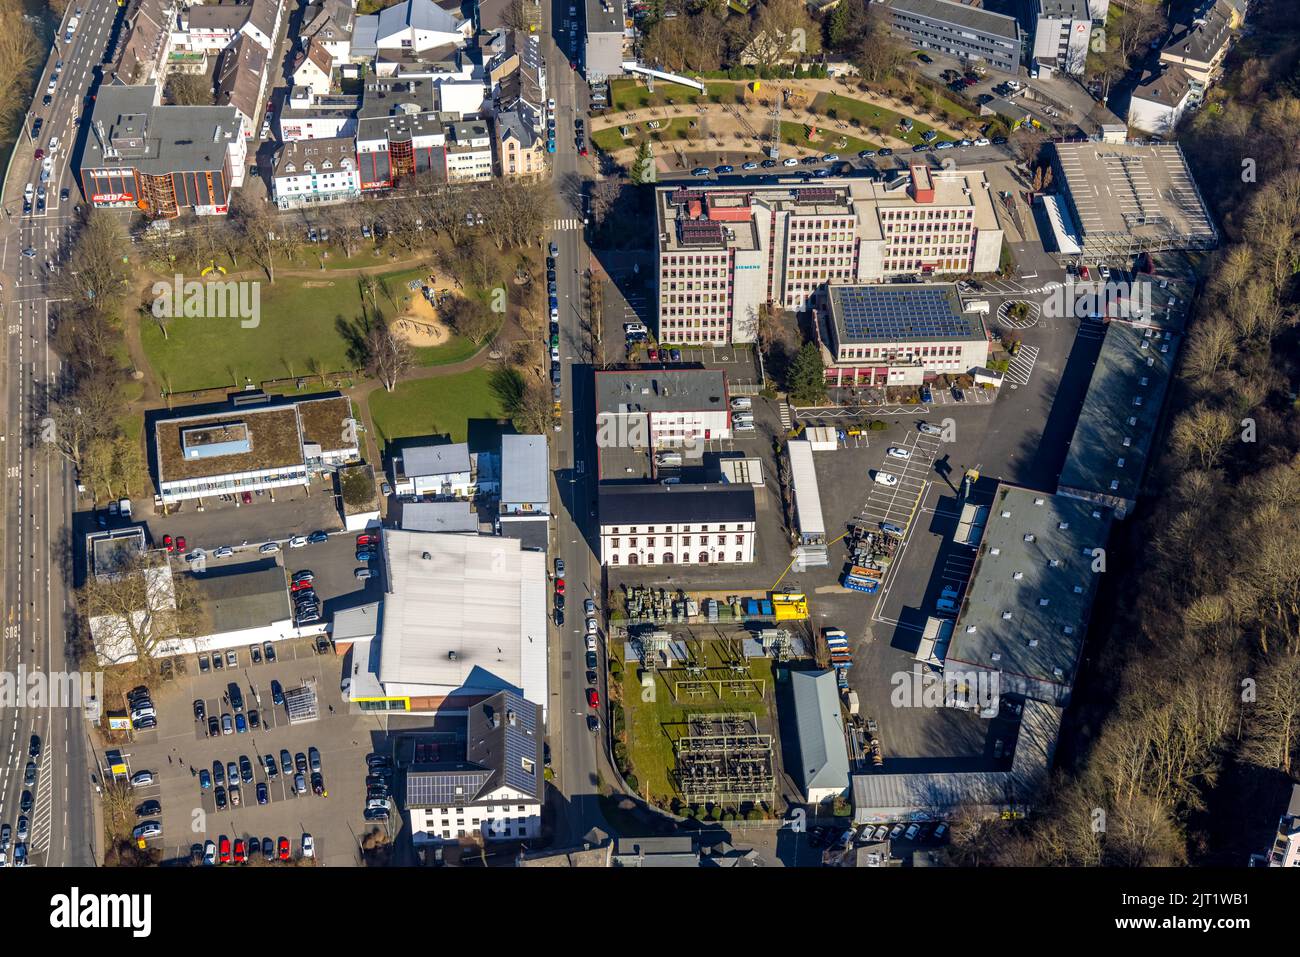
[598,484,757,566]
[272,137,360,209]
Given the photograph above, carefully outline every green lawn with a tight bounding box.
[609,78,744,112]
[593,117,696,153]
[779,121,878,156]
[617,641,775,806]
[367,367,504,450]
[140,266,482,392]
[814,92,958,146]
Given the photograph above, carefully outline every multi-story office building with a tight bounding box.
[885,0,1021,74]
[1032,0,1092,76]
[445,120,493,182]
[655,168,1003,345]
[355,76,449,188]
[81,84,246,217]
[583,0,626,79]
[595,369,732,458]
[816,283,991,388]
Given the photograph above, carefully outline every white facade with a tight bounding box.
[1127,87,1190,135]
[273,146,360,209]
[409,786,542,844]
[1032,3,1091,76]
[293,52,332,96]
[445,147,492,181]
[600,518,756,566]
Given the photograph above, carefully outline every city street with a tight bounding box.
[0,0,120,867]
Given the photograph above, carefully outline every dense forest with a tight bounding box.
[948,0,1300,866]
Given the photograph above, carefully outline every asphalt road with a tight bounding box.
[0,0,121,868]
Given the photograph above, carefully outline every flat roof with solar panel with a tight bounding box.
[827,283,986,346]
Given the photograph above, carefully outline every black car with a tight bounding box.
[991,136,1008,145]
[585,650,598,670]
[295,752,308,773]
[193,699,206,721]
[878,147,893,157]
[264,754,278,779]
[808,825,829,848]
[136,799,161,817]
[554,607,564,626]
[586,669,598,685]
[239,756,254,783]
[307,531,329,544]
[554,593,564,610]
[213,761,225,786]
[29,735,40,759]
[366,753,392,769]
[60,187,69,202]
[207,716,220,737]
[23,763,37,787]
[760,159,777,168]
[249,710,260,729]
[281,749,293,774]
[228,683,244,713]
[312,772,326,795]
[214,786,227,810]
[264,642,276,663]
[952,386,965,402]
[271,679,284,706]
[546,269,556,282]
[587,715,600,732]
[262,836,275,861]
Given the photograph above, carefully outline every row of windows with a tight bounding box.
[607,524,747,533]
[881,208,975,221]
[433,805,528,814]
[611,551,746,564]
[839,344,967,360]
[664,280,727,291]
[663,254,726,266]
[790,217,853,230]
[611,535,747,548]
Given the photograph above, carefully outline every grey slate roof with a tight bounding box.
[598,483,756,527]
[789,669,850,799]
[84,83,243,177]
[887,0,1020,41]
[596,369,729,414]
[467,690,543,800]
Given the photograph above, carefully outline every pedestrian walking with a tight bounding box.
[168,755,172,765]
[328,705,334,714]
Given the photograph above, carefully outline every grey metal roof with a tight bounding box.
[400,501,478,533]
[377,0,462,39]
[585,0,623,35]
[596,369,729,415]
[331,603,380,642]
[789,670,850,797]
[887,0,1020,42]
[500,434,548,505]
[401,441,471,477]
[188,564,292,633]
[598,484,756,527]
[83,84,243,177]
[1058,321,1177,511]
[946,486,1112,688]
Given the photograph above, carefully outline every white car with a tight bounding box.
[873,471,899,486]
[586,617,598,635]
[974,137,990,146]
[289,536,308,548]
[782,157,798,167]
[585,635,597,652]
[203,840,216,865]
[259,542,280,553]
[886,447,910,460]
[213,546,234,558]
[547,97,556,112]
[1098,264,1111,280]
[47,136,59,152]
[23,183,33,200]
[301,833,314,858]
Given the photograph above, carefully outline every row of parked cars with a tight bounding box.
[199,833,313,865]
[0,737,41,864]
[200,748,327,807]
[363,752,393,821]
[126,684,158,732]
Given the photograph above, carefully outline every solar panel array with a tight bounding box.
[668,188,703,207]
[834,286,971,342]
[499,692,541,796]
[795,188,837,204]
[406,769,491,807]
[679,220,724,245]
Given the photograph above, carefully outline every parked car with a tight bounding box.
[873,471,899,486]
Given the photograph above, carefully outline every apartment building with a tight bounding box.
[885,0,1021,74]
[300,0,357,63]
[170,0,281,58]
[655,169,1003,346]
[495,109,544,178]
[292,37,334,96]
[272,137,360,209]
[1127,62,1193,135]
[444,120,493,182]
[278,86,359,140]
[597,484,757,567]
[214,33,270,137]
[81,83,246,217]
[1255,783,1300,867]
[1159,0,1236,98]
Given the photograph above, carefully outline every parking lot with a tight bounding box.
[116,635,391,867]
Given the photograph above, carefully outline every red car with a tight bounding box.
[34,148,43,159]
[578,144,588,156]
[555,578,565,595]
[586,688,600,708]
[241,491,253,504]
[162,534,173,552]
[278,836,290,861]
[233,839,246,863]
[357,534,375,546]
[291,579,313,592]
[569,60,577,70]
[176,535,186,553]
[647,348,659,362]
[218,836,231,864]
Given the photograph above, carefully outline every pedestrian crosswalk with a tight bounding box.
[553,218,583,231]
[779,402,792,430]
[1004,345,1041,387]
